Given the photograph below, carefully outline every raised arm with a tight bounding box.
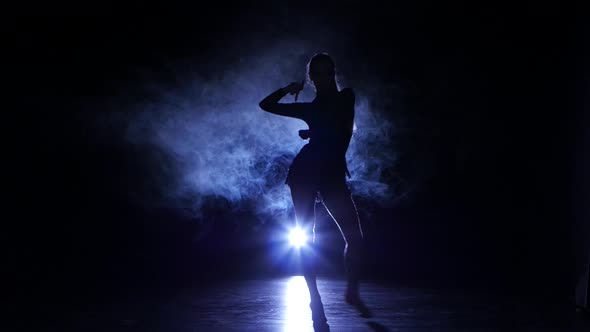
[259,82,310,120]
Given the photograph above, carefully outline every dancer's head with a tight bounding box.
[307,53,338,93]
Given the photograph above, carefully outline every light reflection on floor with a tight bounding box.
[49,277,579,331]
[284,275,313,332]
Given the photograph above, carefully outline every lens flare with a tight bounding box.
[289,227,307,248]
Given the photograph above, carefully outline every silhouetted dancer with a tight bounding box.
[259,53,371,329]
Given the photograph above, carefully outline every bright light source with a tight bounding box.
[289,227,307,248]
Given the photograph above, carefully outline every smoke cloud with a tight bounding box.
[99,38,398,225]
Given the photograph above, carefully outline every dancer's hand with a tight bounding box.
[282,81,304,101]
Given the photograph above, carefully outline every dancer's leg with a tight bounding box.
[289,184,327,326]
[320,184,370,317]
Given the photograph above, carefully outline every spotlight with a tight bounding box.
[288,226,307,248]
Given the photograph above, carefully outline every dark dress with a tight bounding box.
[259,88,355,192]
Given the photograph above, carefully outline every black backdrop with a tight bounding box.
[8,0,587,314]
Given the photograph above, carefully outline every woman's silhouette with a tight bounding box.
[259,53,369,328]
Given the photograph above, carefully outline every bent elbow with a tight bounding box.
[259,100,275,113]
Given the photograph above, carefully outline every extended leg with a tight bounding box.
[289,185,328,328]
[321,185,370,317]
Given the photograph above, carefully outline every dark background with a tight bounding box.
[8,0,588,324]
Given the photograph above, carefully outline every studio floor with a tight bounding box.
[40,277,587,332]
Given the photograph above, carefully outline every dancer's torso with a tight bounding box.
[287,89,354,186]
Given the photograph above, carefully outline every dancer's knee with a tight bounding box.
[346,232,363,252]
[344,239,364,263]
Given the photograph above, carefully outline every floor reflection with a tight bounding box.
[284,276,312,331]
